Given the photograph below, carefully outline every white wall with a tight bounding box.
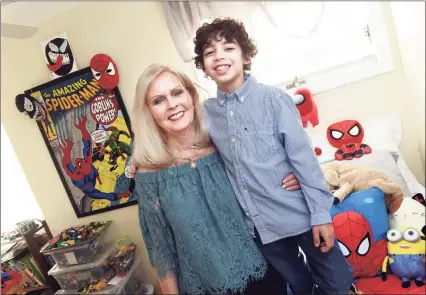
[390,1,425,169]
[0,1,424,291]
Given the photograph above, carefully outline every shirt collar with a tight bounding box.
[216,74,257,106]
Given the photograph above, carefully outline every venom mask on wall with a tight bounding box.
[45,38,75,76]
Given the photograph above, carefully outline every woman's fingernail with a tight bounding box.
[282,185,286,189]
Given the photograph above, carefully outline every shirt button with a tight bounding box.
[231,138,236,142]
[244,189,248,193]
[245,211,250,216]
[230,111,234,116]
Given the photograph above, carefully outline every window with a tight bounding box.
[192,2,394,97]
[1,123,44,233]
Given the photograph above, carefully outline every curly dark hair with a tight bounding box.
[193,17,258,72]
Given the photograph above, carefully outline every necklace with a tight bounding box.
[174,147,201,169]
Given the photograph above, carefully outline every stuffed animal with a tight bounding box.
[389,193,426,236]
[292,88,319,128]
[321,162,404,211]
[331,188,389,279]
[292,88,322,156]
[327,120,372,161]
[381,226,425,288]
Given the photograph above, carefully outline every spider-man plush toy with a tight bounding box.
[331,188,389,280]
[327,120,372,161]
[333,211,388,278]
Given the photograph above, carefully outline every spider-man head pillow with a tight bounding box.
[330,187,389,279]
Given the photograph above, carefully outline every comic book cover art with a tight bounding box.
[25,67,136,217]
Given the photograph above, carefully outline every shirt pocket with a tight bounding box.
[240,121,281,162]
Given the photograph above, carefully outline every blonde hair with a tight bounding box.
[131,64,211,169]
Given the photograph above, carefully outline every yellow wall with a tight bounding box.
[1,1,424,291]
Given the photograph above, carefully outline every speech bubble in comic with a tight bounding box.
[91,129,108,144]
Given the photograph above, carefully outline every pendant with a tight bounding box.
[189,161,197,169]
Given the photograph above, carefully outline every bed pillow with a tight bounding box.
[331,187,388,279]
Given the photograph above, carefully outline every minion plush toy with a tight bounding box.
[382,226,425,288]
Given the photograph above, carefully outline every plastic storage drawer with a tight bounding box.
[54,259,145,294]
[48,244,117,290]
[40,222,110,266]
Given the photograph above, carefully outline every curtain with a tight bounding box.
[162,1,214,63]
[260,2,324,39]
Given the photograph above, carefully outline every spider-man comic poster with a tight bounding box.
[25,67,136,218]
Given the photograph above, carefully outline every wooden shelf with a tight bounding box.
[22,220,59,292]
[2,220,60,293]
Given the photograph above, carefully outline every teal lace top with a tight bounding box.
[135,151,267,294]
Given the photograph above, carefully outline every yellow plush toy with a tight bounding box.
[320,163,404,212]
[381,226,425,288]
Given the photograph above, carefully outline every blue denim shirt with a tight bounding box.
[203,75,334,244]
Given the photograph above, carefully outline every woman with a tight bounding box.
[130,64,300,294]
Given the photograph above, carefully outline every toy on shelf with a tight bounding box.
[40,221,111,266]
[78,279,108,294]
[115,241,137,277]
[16,219,39,235]
[46,221,110,250]
[382,226,425,288]
[1,229,21,242]
[2,271,11,282]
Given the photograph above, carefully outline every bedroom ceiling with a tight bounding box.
[1,1,83,39]
[2,2,83,26]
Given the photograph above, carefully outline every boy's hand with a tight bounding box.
[282,172,300,190]
[312,223,335,253]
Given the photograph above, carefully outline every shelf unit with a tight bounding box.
[1,220,60,294]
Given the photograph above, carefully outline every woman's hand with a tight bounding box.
[282,172,301,191]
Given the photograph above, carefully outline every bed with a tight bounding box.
[311,114,425,294]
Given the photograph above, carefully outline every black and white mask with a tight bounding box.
[45,38,74,76]
[15,94,42,120]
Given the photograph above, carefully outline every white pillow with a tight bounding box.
[310,114,402,164]
[392,150,426,196]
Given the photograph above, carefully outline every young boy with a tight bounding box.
[194,18,353,294]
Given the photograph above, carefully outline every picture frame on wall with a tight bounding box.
[24,67,136,218]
